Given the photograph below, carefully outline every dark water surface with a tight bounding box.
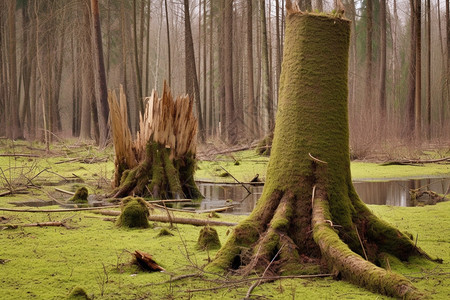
[197,177,450,214]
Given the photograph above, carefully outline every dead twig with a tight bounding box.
[308,153,328,164]
[54,188,75,196]
[0,206,120,213]
[219,165,251,194]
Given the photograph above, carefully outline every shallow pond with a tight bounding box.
[197,177,450,214]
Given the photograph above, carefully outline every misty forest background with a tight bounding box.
[1,0,449,156]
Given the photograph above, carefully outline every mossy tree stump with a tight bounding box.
[209,7,434,299]
[116,197,150,228]
[108,83,202,199]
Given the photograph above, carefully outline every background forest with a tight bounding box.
[1,0,449,154]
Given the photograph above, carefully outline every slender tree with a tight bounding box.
[224,0,236,143]
[91,0,109,147]
[183,0,205,141]
[247,0,257,137]
[414,0,422,141]
[378,0,387,121]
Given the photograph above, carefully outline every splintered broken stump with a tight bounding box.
[133,250,165,272]
[108,83,202,199]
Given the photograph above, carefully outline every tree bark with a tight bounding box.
[365,0,373,110]
[407,0,417,137]
[209,9,431,299]
[183,0,205,142]
[224,0,236,143]
[260,0,273,134]
[247,0,257,138]
[91,0,109,147]
[414,0,422,142]
[378,0,387,123]
[164,0,171,87]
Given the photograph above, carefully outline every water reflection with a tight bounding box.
[198,177,449,214]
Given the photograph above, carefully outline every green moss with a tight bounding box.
[67,286,90,299]
[157,228,174,237]
[197,226,221,250]
[116,197,150,228]
[69,187,89,204]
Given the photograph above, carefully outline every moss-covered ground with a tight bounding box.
[0,140,449,299]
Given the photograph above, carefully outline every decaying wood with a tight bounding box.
[0,206,119,213]
[0,153,39,158]
[133,250,165,271]
[54,188,75,195]
[1,221,67,229]
[93,210,237,226]
[109,82,200,199]
[382,156,450,166]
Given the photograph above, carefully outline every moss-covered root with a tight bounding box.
[312,192,424,299]
[116,197,150,228]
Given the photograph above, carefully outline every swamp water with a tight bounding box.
[197,177,450,215]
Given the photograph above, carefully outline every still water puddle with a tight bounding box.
[197,177,450,214]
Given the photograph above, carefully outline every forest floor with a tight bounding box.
[0,139,449,299]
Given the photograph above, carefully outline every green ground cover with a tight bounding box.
[0,141,449,299]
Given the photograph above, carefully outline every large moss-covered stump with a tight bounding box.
[108,83,202,199]
[116,197,150,228]
[209,8,433,299]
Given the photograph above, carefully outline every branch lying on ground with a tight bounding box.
[382,157,450,166]
[93,210,237,226]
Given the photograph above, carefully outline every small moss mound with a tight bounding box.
[69,187,88,203]
[197,226,221,250]
[67,286,90,299]
[256,133,273,156]
[116,197,150,228]
[157,228,174,237]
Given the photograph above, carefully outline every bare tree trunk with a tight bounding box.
[414,0,422,141]
[260,0,273,134]
[224,0,236,143]
[8,0,22,139]
[407,0,416,137]
[426,0,431,140]
[133,0,143,114]
[144,0,151,96]
[208,1,215,136]
[378,0,387,123]
[365,0,373,111]
[183,0,205,142]
[247,0,257,138]
[164,0,171,87]
[91,0,109,147]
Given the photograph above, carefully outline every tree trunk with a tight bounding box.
[183,0,205,142]
[260,0,273,134]
[426,0,431,140]
[414,0,422,142]
[407,0,416,137]
[247,0,257,138]
[365,0,373,110]
[109,83,201,199]
[224,0,236,143]
[378,0,387,123]
[164,0,171,87]
[91,0,109,147]
[209,9,431,299]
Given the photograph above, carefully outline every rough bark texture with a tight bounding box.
[109,83,201,200]
[209,10,432,299]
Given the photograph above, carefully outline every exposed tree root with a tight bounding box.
[312,185,424,299]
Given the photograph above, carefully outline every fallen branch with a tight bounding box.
[382,157,450,166]
[54,188,75,196]
[0,153,39,158]
[0,206,120,213]
[219,166,251,194]
[1,221,67,229]
[93,210,237,226]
